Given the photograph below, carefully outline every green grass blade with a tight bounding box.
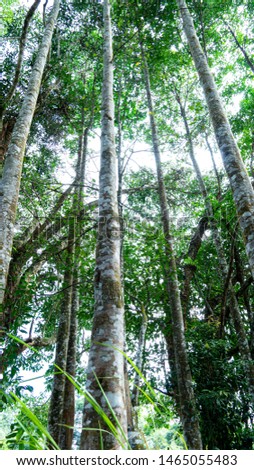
[10,392,59,450]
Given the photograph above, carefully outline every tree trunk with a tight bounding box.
[177,96,254,409]
[204,134,221,199]
[225,23,254,74]
[131,304,147,408]
[58,267,78,450]
[140,42,202,450]
[176,0,254,283]
[0,0,60,312]
[80,0,127,450]
[47,219,74,446]
[116,87,146,450]
[181,216,208,322]
[58,116,88,449]
[234,244,254,359]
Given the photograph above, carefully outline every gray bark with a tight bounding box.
[80,0,127,450]
[140,42,202,450]
[176,0,254,287]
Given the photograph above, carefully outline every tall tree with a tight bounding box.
[47,218,74,447]
[80,0,127,450]
[2,0,254,452]
[140,42,202,450]
[176,0,254,282]
[0,0,60,330]
[176,91,254,409]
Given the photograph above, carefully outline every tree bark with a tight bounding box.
[140,42,202,450]
[54,111,89,449]
[80,0,127,450]
[176,0,254,284]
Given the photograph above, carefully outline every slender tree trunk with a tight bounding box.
[79,128,88,203]
[116,88,146,450]
[177,97,254,408]
[80,0,127,450]
[0,0,60,312]
[204,134,221,199]
[131,304,147,408]
[225,23,254,74]
[116,87,124,269]
[181,216,208,321]
[234,244,254,359]
[47,219,74,446]
[176,0,254,283]
[58,116,89,449]
[58,264,77,450]
[140,42,202,450]
[0,0,60,387]
[164,327,180,406]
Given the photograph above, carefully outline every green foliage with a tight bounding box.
[2,0,254,451]
[0,390,56,450]
[187,322,254,449]
[139,406,185,450]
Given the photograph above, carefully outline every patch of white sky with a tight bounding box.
[58,123,225,191]
[20,363,50,395]
[20,0,53,9]
[58,64,244,188]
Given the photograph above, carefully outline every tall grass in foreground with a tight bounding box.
[1,334,186,450]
